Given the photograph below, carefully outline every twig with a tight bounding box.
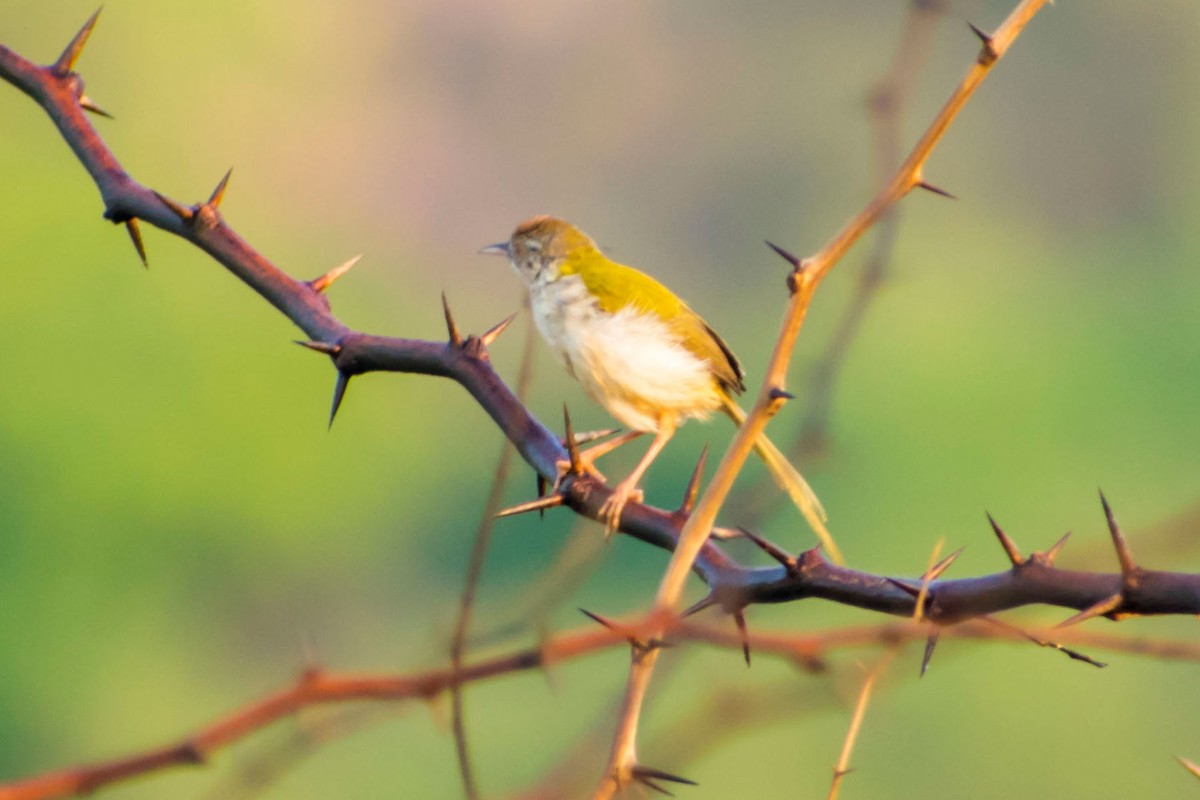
[3,615,1198,800]
[827,653,896,800]
[449,302,537,800]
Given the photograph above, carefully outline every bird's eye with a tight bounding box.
[525,239,542,252]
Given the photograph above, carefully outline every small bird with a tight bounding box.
[482,215,835,555]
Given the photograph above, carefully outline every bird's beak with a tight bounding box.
[478,241,510,257]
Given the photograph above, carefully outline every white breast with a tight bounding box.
[528,275,721,433]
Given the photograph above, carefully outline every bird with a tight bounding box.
[481,215,836,556]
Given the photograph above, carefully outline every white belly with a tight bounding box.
[530,275,720,432]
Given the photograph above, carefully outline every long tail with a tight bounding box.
[721,396,844,564]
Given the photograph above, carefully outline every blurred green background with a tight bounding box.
[2,1,1199,797]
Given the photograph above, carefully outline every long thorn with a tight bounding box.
[733,609,751,667]
[631,766,698,789]
[152,190,194,222]
[923,546,964,583]
[54,8,102,75]
[1054,592,1123,629]
[208,168,233,208]
[578,608,619,631]
[496,494,564,518]
[310,255,361,294]
[987,512,1023,566]
[677,445,709,516]
[915,180,956,199]
[441,292,462,346]
[737,527,799,575]
[480,313,517,347]
[125,219,147,268]
[1100,490,1137,580]
[920,629,939,677]
[295,340,340,355]
[1045,531,1071,563]
[764,240,801,268]
[328,371,350,429]
[78,95,112,118]
[681,595,716,617]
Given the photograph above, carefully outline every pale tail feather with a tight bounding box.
[721,396,844,564]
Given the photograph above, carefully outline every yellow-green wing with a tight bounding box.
[570,255,745,395]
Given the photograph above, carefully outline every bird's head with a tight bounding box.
[480,215,601,286]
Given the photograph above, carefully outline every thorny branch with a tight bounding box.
[3,617,1199,800]
[592,2,1054,794]
[1,4,1199,799]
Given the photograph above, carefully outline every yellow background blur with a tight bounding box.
[1,1,1199,798]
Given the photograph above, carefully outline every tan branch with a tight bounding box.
[592,2,1051,794]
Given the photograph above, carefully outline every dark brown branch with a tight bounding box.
[2,12,1199,639]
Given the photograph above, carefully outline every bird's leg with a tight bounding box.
[598,416,676,535]
[554,430,645,490]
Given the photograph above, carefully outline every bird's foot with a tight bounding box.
[552,431,643,492]
[598,480,644,539]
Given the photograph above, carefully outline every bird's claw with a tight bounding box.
[599,482,643,539]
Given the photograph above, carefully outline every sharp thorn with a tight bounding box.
[682,595,716,617]
[1045,531,1071,563]
[152,190,194,222]
[733,609,751,667]
[328,371,350,429]
[737,527,799,575]
[967,21,992,46]
[480,312,517,347]
[885,577,921,598]
[1054,592,1123,629]
[676,445,708,516]
[124,218,147,268]
[630,766,698,788]
[54,8,102,75]
[986,512,1023,567]
[920,629,940,677]
[295,339,341,355]
[536,474,549,519]
[208,167,233,208]
[764,240,801,268]
[440,292,462,346]
[916,180,957,199]
[578,608,616,630]
[495,494,564,518]
[637,776,673,796]
[310,254,362,294]
[1100,490,1137,579]
[923,546,964,582]
[78,95,112,118]
[967,21,999,65]
[562,405,581,474]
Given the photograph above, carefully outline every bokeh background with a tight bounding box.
[2,1,1199,797]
